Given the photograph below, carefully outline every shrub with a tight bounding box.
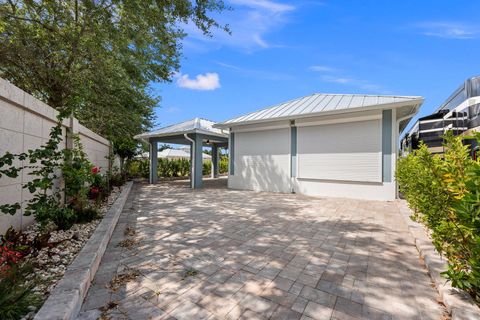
[126,156,229,179]
[397,133,480,301]
[109,166,126,187]
[178,158,190,177]
[219,156,228,174]
[203,160,212,176]
[62,135,94,211]
[126,159,149,179]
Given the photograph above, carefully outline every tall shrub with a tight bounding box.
[397,133,480,301]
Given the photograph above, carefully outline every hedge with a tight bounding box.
[396,132,480,302]
[126,157,229,179]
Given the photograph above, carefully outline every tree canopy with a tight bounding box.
[0,0,228,159]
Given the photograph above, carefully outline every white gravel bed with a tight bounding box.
[17,186,123,320]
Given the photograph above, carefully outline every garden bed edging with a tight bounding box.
[33,181,133,320]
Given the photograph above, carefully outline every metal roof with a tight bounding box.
[215,93,423,128]
[135,118,228,140]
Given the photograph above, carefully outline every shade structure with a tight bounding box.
[134,118,228,188]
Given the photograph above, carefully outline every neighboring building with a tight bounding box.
[138,148,212,160]
[401,76,480,156]
[215,93,422,200]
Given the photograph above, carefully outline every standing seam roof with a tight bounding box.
[216,93,423,127]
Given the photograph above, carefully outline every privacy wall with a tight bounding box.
[0,78,111,234]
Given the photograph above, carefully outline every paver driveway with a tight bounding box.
[78,178,446,320]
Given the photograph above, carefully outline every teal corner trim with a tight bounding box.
[193,133,203,188]
[290,126,297,177]
[382,109,392,182]
[229,132,235,175]
[149,140,158,184]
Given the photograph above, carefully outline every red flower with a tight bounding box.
[91,167,100,174]
[0,243,23,268]
[90,186,100,194]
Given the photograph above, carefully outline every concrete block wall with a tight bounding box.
[0,78,112,234]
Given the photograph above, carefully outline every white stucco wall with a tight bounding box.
[227,109,398,201]
[229,127,291,193]
[0,78,111,234]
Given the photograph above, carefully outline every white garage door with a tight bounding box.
[297,119,382,182]
[234,128,290,192]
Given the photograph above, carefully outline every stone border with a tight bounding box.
[34,181,134,320]
[398,201,480,320]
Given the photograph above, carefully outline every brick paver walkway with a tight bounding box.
[78,178,446,320]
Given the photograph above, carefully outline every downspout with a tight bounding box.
[184,133,195,188]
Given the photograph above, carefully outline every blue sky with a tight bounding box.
[151,0,480,134]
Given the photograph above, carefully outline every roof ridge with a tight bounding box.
[312,93,422,99]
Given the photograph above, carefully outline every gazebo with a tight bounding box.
[134,118,229,188]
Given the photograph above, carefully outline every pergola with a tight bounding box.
[134,118,229,188]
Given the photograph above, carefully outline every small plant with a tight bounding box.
[124,227,136,236]
[181,268,198,280]
[0,263,42,320]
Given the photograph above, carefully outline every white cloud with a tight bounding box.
[415,22,478,39]
[252,34,269,48]
[183,0,296,51]
[176,72,221,91]
[229,0,294,13]
[309,65,337,72]
[322,76,353,84]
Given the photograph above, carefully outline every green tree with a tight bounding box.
[0,0,229,155]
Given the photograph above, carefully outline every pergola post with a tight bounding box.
[149,140,158,184]
[211,144,219,178]
[187,133,204,188]
[192,134,204,188]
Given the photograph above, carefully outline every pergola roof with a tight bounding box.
[215,93,423,132]
[135,118,228,141]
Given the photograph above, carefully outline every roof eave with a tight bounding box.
[134,128,228,141]
[214,98,424,129]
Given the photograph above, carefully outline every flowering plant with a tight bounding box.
[0,243,23,273]
[91,167,100,174]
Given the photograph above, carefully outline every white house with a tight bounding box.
[214,93,423,200]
